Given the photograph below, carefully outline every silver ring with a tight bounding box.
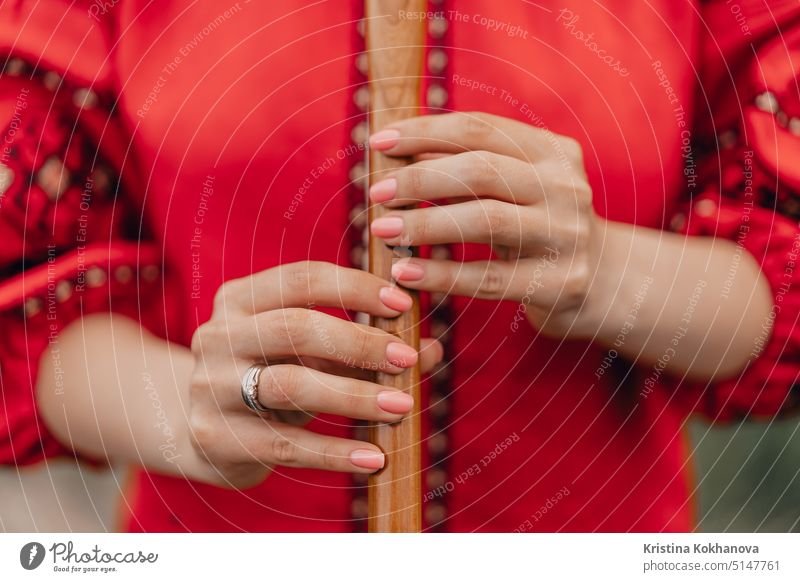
[240,364,272,413]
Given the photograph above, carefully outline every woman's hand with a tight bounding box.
[368,111,773,381]
[368,111,607,339]
[188,261,442,488]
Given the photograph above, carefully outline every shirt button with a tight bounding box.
[86,267,108,288]
[349,161,367,190]
[141,265,160,282]
[694,199,717,218]
[429,17,448,39]
[90,166,115,196]
[350,245,365,269]
[24,297,43,318]
[351,121,369,145]
[55,280,73,303]
[754,91,779,114]
[43,71,62,92]
[426,467,448,490]
[74,88,99,110]
[430,245,451,261]
[425,502,447,525]
[36,157,71,201]
[350,203,367,229]
[351,497,368,519]
[115,265,134,284]
[428,432,448,455]
[3,58,27,76]
[355,53,368,76]
[428,49,448,74]
[669,213,686,232]
[353,86,369,111]
[427,84,448,109]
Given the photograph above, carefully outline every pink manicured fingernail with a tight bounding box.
[370,178,397,203]
[385,342,418,367]
[371,216,404,238]
[379,286,413,311]
[392,261,425,281]
[376,391,414,414]
[350,449,385,470]
[369,129,401,150]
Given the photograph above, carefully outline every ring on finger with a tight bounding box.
[240,364,272,414]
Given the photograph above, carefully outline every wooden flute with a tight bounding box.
[365,0,426,533]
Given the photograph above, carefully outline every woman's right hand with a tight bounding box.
[188,260,442,489]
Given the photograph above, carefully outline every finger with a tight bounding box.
[265,421,387,473]
[230,308,419,373]
[369,111,580,163]
[370,199,548,248]
[230,364,415,423]
[204,414,387,474]
[216,261,413,317]
[369,151,541,208]
[419,337,444,373]
[299,337,443,378]
[390,258,527,301]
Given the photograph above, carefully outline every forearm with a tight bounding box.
[36,313,216,482]
[362,111,781,384]
[588,219,773,381]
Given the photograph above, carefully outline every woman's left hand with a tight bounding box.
[368,111,609,339]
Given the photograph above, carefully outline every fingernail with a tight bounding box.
[376,391,414,414]
[392,261,425,281]
[370,178,397,203]
[350,449,385,470]
[371,216,404,238]
[379,286,413,311]
[385,342,418,367]
[369,129,401,150]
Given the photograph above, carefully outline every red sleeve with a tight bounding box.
[667,0,800,420]
[0,3,165,465]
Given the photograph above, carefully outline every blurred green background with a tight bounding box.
[689,417,800,532]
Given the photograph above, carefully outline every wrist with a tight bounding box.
[570,219,642,342]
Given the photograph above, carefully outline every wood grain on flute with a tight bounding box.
[365,0,426,533]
